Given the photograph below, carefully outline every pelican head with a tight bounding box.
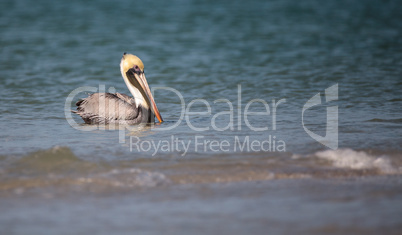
[120,53,163,123]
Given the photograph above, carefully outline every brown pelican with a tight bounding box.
[72,53,163,125]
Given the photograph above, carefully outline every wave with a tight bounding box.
[366,118,402,124]
[315,148,400,174]
[0,146,401,195]
[0,146,170,193]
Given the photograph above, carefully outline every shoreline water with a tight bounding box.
[2,176,402,235]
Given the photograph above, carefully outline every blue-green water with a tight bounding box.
[1,0,402,234]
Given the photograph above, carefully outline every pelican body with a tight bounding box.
[72,53,163,125]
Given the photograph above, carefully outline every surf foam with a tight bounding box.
[315,148,399,174]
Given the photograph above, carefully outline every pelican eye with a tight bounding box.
[131,65,143,75]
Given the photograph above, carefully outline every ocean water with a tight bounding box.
[1,0,402,234]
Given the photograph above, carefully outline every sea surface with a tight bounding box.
[1,0,402,234]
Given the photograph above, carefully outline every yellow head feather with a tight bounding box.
[120,53,144,74]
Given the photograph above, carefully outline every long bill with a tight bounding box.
[134,72,163,123]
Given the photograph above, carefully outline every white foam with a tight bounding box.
[92,168,170,187]
[315,148,399,174]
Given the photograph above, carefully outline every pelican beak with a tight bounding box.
[129,70,163,123]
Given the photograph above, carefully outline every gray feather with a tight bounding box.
[72,93,152,124]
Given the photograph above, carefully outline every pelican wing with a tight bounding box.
[72,93,140,124]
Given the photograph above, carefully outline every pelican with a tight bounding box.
[72,53,163,125]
